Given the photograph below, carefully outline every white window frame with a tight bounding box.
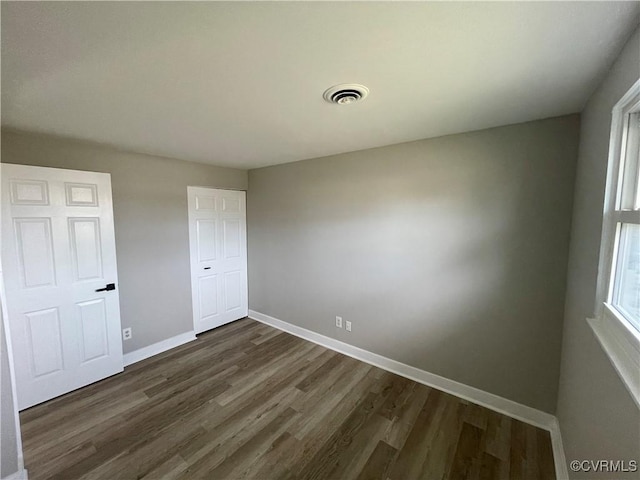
[590,78,640,409]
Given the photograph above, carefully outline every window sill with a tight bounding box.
[588,306,640,409]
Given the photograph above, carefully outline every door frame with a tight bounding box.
[0,164,27,476]
[187,186,248,334]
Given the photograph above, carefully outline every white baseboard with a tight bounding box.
[2,469,28,480]
[249,309,568,479]
[123,331,196,367]
[549,417,569,480]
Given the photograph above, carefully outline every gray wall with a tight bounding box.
[1,129,248,353]
[556,27,640,478]
[1,316,20,478]
[248,115,579,413]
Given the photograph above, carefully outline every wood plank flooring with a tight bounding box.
[20,318,556,480]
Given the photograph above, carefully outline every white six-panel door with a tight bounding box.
[188,187,247,334]
[1,164,123,410]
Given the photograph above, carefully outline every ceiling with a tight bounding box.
[2,2,639,169]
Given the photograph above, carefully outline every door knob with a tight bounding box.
[95,283,116,292]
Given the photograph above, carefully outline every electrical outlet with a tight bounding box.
[346,321,352,332]
[122,328,132,340]
[335,316,343,328]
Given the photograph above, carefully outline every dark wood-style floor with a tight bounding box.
[20,318,556,480]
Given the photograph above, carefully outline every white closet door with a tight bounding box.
[188,187,247,334]
[1,164,123,410]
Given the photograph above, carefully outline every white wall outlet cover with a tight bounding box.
[336,316,343,328]
[346,321,352,332]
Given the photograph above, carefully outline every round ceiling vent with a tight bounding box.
[323,84,369,105]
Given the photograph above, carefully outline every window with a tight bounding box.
[590,79,640,408]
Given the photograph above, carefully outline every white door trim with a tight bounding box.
[0,163,26,478]
[0,278,27,478]
[187,187,248,334]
